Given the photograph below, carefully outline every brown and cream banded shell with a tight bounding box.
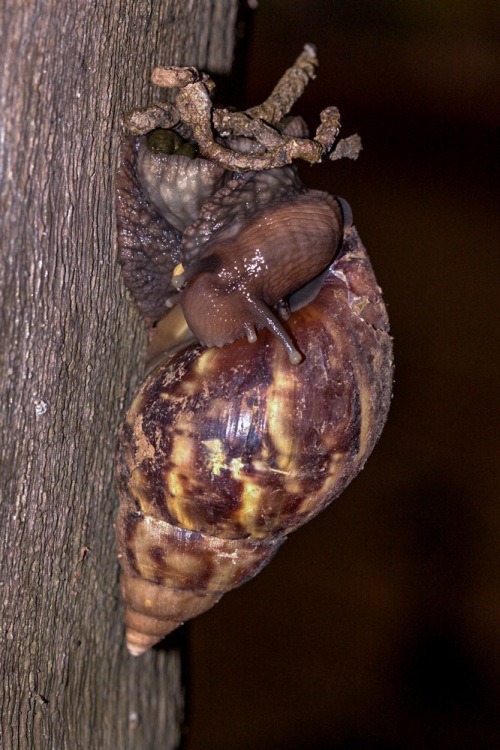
[115,225,393,655]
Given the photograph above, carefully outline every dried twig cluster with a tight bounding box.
[124,44,361,172]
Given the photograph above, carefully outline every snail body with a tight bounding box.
[115,58,393,655]
[136,136,227,232]
[178,180,343,362]
[117,132,345,362]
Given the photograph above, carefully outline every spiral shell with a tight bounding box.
[115,225,393,655]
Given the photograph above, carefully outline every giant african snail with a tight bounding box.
[115,48,393,655]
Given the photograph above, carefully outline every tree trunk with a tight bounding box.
[0,1,238,747]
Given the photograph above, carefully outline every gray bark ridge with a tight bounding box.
[0,1,238,748]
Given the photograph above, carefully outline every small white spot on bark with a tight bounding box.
[34,398,48,416]
[129,710,139,729]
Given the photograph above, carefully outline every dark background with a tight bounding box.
[184,2,500,748]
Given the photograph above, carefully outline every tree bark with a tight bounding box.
[0,1,238,747]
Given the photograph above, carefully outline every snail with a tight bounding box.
[115,51,393,655]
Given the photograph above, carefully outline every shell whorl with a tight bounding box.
[118,513,281,655]
[116,225,393,654]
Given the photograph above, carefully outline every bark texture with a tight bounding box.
[0,1,238,747]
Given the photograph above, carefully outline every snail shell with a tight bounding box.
[115,224,393,655]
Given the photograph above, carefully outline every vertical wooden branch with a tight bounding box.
[0,1,238,747]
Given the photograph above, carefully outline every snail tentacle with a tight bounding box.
[244,295,302,364]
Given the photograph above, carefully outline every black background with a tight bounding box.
[184,2,499,748]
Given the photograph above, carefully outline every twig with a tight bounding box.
[244,42,318,124]
[133,45,361,172]
[123,103,179,135]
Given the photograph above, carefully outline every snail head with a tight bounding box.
[178,259,304,364]
[173,193,348,365]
